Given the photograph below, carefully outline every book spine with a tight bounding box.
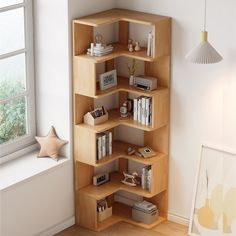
[141,97,146,125]
[133,98,138,121]
[149,98,152,125]
[109,132,112,155]
[102,134,106,157]
[147,32,153,57]
[105,132,109,155]
[145,97,151,126]
[138,98,142,123]
[97,135,102,160]
[147,168,152,192]
[141,167,147,190]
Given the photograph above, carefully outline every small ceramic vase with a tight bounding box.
[129,75,134,86]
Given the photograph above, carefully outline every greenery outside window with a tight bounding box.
[0,0,35,158]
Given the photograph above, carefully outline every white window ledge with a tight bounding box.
[0,150,69,191]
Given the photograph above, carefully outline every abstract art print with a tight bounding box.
[189,145,236,236]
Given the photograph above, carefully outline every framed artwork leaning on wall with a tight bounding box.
[189,145,236,236]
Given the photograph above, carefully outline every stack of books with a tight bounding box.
[133,96,152,126]
[141,165,152,192]
[87,44,113,57]
[96,131,112,161]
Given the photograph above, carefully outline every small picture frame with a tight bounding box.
[99,69,117,91]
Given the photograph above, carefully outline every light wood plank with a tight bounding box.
[74,8,169,27]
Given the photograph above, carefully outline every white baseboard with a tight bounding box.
[37,216,75,236]
[168,212,189,226]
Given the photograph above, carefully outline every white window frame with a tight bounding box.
[0,0,36,159]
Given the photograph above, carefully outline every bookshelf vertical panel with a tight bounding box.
[74,57,97,97]
[73,23,93,56]
[76,191,98,230]
[151,157,168,195]
[152,92,169,129]
[153,18,171,59]
[75,161,94,190]
[145,56,171,88]
[74,126,97,165]
[74,94,94,125]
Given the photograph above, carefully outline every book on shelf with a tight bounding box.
[97,134,102,160]
[133,96,152,126]
[96,131,112,161]
[141,165,152,192]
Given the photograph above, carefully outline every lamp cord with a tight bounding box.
[204,0,207,31]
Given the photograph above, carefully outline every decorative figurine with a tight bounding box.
[128,39,133,49]
[120,99,133,118]
[128,44,134,52]
[122,171,140,187]
[127,147,136,155]
[134,41,141,51]
[120,102,128,118]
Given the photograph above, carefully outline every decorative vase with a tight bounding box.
[129,75,134,86]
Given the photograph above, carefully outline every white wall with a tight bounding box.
[116,0,236,219]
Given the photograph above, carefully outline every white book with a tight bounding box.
[102,134,106,157]
[145,97,151,126]
[109,132,112,155]
[147,169,152,192]
[137,96,143,123]
[133,98,138,121]
[141,97,146,125]
[97,135,102,160]
[149,99,152,125]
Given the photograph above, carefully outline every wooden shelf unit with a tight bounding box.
[73,8,171,232]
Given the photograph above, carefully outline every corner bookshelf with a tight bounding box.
[73,8,171,232]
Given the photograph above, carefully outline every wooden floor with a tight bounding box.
[56,221,188,236]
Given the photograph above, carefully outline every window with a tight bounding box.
[0,0,35,158]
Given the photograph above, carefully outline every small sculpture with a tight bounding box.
[122,171,140,187]
[120,99,133,118]
[128,39,133,49]
[128,44,134,52]
[134,42,141,51]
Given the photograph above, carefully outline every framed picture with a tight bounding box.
[189,144,236,236]
[99,69,117,90]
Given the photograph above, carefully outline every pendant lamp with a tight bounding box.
[185,0,223,64]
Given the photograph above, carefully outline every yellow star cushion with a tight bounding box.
[35,126,68,161]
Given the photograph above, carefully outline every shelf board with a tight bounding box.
[76,108,158,133]
[74,8,169,27]
[95,140,167,167]
[75,43,154,63]
[79,172,157,200]
[95,77,168,98]
[97,202,166,231]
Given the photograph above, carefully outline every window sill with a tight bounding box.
[0,150,69,191]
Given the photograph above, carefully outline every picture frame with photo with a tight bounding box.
[99,69,117,91]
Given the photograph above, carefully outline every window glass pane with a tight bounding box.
[0,7,25,55]
[0,0,23,8]
[0,96,27,144]
[0,54,26,100]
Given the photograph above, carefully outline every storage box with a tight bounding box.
[132,206,159,224]
[98,206,112,222]
[84,110,108,126]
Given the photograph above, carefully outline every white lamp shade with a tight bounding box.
[186,40,223,64]
[186,32,223,64]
